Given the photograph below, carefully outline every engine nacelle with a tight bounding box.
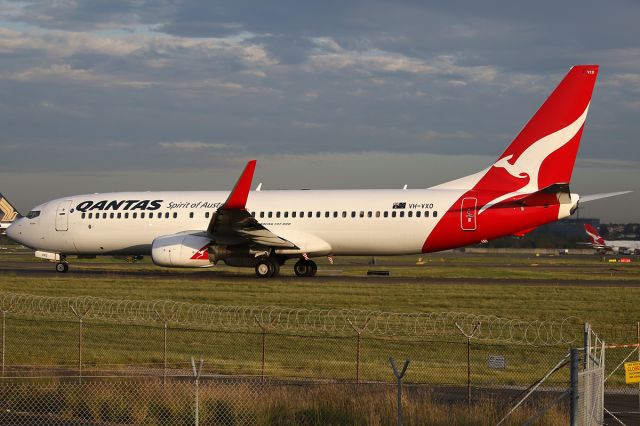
[151,233,212,268]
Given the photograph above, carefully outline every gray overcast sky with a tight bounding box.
[0,0,638,222]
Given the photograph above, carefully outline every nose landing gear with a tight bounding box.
[55,262,69,273]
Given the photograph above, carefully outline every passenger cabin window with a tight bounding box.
[408,211,413,218]
[359,211,364,218]
[125,213,129,219]
[268,212,273,218]
[316,212,321,218]
[26,210,41,219]
[376,211,380,218]
[260,212,265,218]
[173,212,177,219]
[384,211,388,218]
[342,211,347,218]
[351,211,356,218]
[88,213,93,219]
[399,211,405,218]
[367,211,372,218]
[392,211,396,218]
[433,211,438,217]
[292,212,296,218]
[132,213,137,219]
[102,213,107,219]
[284,212,288,218]
[425,211,429,217]
[416,211,421,218]
[189,212,194,219]
[81,213,86,219]
[110,213,115,219]
[276,212,281,218]
[141,212,145,219]
[165,212,170,219]
[325,211,330,218]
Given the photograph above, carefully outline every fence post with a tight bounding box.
[570,348,579,426]
[389,357,410,426]
[255,316,274,383]
[155,310,176,385]
[70,306,91,384]
[0,301,14,377]
[191,357,204,426]
[347,317,371,385]
[455,321,480,410]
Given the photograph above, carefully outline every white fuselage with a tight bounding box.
[7,189,455,256]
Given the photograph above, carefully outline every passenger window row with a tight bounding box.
[80,210,439,220]
[251,210,438,219]
[81,212,179,220]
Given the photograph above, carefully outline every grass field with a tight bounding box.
[1,251,639,327]
[0,251,636,422]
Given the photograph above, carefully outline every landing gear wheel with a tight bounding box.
[294,259,317,277]
[55,262,69,273]
[255,258,279,278]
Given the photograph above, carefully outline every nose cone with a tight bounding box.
[5,219,22,243]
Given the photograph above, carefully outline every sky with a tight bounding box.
[0,0,638,222]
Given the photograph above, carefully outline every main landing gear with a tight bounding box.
[254,257,318,278]
[55,262,69,273]
[255,257,280,278]
[293,259,317,277]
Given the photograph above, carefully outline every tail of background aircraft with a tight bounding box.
[0,193,20,230]
[584,223,606,246]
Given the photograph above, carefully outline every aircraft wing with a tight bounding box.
[206,161,297,248]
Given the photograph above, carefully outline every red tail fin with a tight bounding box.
[495,65,598,189]
[584,224,605,245]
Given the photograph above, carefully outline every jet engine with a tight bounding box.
[151,233,212,267]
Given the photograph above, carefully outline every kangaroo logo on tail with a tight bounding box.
[584,224,605,246]
[479,103,590,214]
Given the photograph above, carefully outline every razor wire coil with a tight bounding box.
[0,292,580,345]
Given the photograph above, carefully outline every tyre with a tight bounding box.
[294,260,309,277]
[55,262,69,273]
[255,258,277,278]
[294,259,317,277]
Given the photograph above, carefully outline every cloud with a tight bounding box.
[158,141,234,151]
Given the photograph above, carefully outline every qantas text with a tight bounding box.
[75,200,163,212]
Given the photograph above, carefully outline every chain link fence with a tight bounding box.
[0,292,636,424]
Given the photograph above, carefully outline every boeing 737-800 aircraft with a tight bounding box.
[3,65,630,277]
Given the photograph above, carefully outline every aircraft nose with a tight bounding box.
[5,219,22,243]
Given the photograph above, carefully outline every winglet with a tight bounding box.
[221,160,257,210]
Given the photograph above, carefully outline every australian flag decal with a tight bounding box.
[392,202,406,209]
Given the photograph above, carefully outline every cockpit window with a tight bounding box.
[26,210,41,219]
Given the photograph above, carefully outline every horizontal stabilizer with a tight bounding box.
[579,191,632,203]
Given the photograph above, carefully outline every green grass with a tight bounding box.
[0,381,568,426]
[0,252,638,388]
